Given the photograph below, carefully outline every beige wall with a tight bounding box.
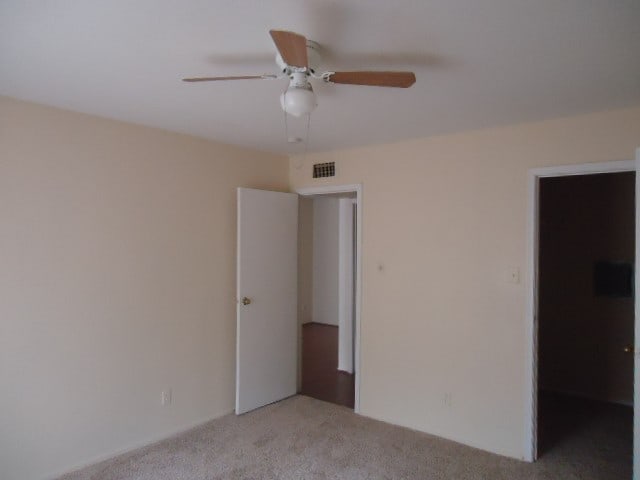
[0,96,288,480]
[289,106,640,459]
[3,94,640,477]
[539,172,635,405]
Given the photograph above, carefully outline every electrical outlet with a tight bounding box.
[161,389,172,406]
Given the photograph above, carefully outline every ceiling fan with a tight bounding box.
[183,30,416,118]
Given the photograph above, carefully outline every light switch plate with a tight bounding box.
[161,389,172,406]
[507,266,520,284]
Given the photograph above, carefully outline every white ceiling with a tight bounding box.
[1,0,639,154]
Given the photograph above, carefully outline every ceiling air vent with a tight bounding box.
[313,162,335,179]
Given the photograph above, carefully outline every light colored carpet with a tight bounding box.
[59,395,631,480]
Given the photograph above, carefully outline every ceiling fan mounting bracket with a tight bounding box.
[319,71,336,83]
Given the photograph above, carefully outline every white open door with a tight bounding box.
[635,147,640,480]
[236,187,298,414]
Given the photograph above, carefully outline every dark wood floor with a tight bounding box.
[301,322,355,409]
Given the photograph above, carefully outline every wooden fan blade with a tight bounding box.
[269,30,308,68]
[327,71,416,88]
[182,75,278,82]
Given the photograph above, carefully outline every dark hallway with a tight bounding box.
[537,171,635,477]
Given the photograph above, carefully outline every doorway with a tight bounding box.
[527,162,636,475]
[296,184,362,411]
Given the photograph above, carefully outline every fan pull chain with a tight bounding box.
[303,111,311,159]
[281,88,312,165]
[282,90,290,144]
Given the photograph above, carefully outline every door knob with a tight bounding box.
[623,345,635,354]
[241,297,252,306]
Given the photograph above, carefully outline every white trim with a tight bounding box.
[236,188,242,414]
[297,184,363,196]
[635,148,640,480]
[525,160,635,462]
[523,170,538,462]
[44,410,233,480]
[296,183,363,414]
[338,198,355,373]
[530,159,634,178]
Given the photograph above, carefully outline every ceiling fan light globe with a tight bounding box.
[280,87,317,117]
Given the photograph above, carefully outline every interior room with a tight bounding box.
[537,172,635,477]
[298,193,357,409]
[1,1,640,479]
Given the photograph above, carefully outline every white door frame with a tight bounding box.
[296,183,363,414]
[524,159,635,462]
[337,197,356,374]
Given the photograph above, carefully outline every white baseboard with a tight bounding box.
[304,321,339,327]
[357,410,525,461]
[45,409,233,480]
